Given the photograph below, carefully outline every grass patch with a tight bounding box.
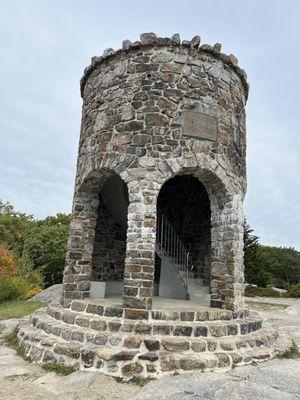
[42,363,76,376]
[0,300,46,320]
[5,327,30,361]
[281,341,300,359]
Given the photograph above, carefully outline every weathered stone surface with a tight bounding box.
[135,323,152,334]
[153,324,171,335]
[161,339,189,352]
[190,35,201,49]
[191,340,206,352]
[138,352,158,362]
[180,312,194,322]
[171,33,181,45]
[180,356,206,370]
[97,348,119,361]
[140,32,157,45]
[63,32,249,319]
[173,326,193,337]
[90,319,107,331]
[122,362,143,376]
[124,336,143,349]
[144,339,160,351]
[194,325,208,337]
[81,349,95,367]
[54,343,81,359]
[113,350,137,361]
[104,306,123,318]
[216,353,231,367]
[124,309,149,320]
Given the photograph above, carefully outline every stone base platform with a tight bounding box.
[17,298,280,380]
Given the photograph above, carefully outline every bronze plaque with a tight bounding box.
[183,111,218,141]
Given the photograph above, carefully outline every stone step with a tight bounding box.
[42,305,263,339]
[17,318,279,380]
[66,299,250,321]
[188,285,210,294]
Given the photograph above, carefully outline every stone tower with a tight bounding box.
[62,32,248,314]
[18,34,281,380]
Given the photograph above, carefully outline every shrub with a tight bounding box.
[285,284,300,298]
[0,275,30,302]
[0,244,19,277]
[245,286,282,298]
[24,287,43,300]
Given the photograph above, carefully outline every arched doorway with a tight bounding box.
[90,174,129,298]
[156,175,211,303]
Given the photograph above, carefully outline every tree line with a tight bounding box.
[0,200,299,301]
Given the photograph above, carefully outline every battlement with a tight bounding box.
[80,32,249,99]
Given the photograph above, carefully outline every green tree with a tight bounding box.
[23,213,70,287]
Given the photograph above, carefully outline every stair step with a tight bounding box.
[189,287,210,294]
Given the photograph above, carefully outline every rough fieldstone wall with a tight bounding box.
[62,33,248,313]
[91,196,127,281]
[157,175,211,284]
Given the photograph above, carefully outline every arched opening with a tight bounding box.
[90,174,129,298]
[156,175,211,304]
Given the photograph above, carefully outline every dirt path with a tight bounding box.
[0,299,299,400]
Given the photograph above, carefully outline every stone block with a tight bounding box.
[135,323,152,334]
[138,352,158,361]
[97,348,119,361]
[122,362,143,376]
[161,338,190,352]
[90,319,107,331]
[124,308,149,320]
[194,325,208,337]
[180,312,195,322]
[104,306,123,318]
[180,357,206,371]
[93,334,108,345]
[124,336,143,349]
[113,351,137,361]
[144,339,160,351]
[153,324,171,335]
[54,343,81,359]
[81,349,95,367]
[191,340,206,352]
[216,353,231,367]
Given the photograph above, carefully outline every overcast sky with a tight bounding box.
[0,0,299,250]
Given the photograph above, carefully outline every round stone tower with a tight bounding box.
[62,32,248,314]
[18,34,283,380]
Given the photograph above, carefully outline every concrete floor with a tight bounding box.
[83,295,211,310]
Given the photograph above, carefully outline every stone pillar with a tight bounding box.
[62,188,99,307]
[210,193,245,314]
[122,180,158,311]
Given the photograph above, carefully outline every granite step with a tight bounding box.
[17,318,279,380]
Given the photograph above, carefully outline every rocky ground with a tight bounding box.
[0,298,299,400]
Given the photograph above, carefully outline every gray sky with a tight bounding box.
[0,0,299,250]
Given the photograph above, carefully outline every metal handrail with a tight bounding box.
[156,208,194,295]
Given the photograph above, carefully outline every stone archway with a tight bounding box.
[155,174,211,302]
[62,169,129,305]
[90,174,129,298]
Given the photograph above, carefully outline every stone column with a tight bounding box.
[122,180,157,311]
[210,193,245,314]
[62,188,99,307]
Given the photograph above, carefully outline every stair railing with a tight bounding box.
[156,209,193,298]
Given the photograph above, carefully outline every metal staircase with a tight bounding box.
[156,209,209,303]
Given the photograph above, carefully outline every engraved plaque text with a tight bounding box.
[183,111,218,141]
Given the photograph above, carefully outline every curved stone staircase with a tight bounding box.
[17,299,280,379]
